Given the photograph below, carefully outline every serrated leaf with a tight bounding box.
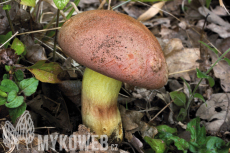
[6,90,24,108]
[53,0,70,10]
[8,102,26,123]
[27,60,64,83]
[11,38,25,55]
[19,77,39,96]
[170,91,186,106]
[224,58,230,65]
[0,31,12,48]
[0,79,19,92]
[15,70,24,81]
[20,0,36,7]
[194,93,205,103]
[144,137,166,153]
[0,96,7,105]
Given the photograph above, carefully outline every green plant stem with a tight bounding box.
[53,9,60,62]
[5,9,15,34]
[186,48,230,114]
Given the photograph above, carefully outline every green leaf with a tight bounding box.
[15,70,24,81]
[205,136,225,151]
[8,102,26,123]
[207,76,215,87]
[206,0,212,8]
[186,117,206,147]
[19,77,39,96]
[156,126,189,153]
[168,135,189,152]
[5,65,11,72]
[0,79,19,92]
[194,93,205,103]
[199,41,218,55]
[11,38,25,55]
[5,90,24,108]
[144,137,166,153]
[20,0,36,7]
[3,74,9,80]
[177,108,187,121]
[157,125,177,134]
[53,0,70,10]
[3,4,11,10]
[196,69,215,87]
[0,90,7,97]
[170,91,186,106]
[0,96,7,105]
[27,60,64,83]
[0,31,12,48]
[196,68,208,78]
[7,90,17,102]
[224,58,230,65]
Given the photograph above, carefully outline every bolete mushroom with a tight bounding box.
[58,10,168,141]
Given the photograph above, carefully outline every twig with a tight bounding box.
[149,100,173,123]
[0,0,11,5]
[53,9,60,61]
[16,27,61,36]
[69,2,81,13]
[107,0,111,10]
[0,31,18,48]
[169,68,197,75]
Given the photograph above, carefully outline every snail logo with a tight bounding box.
[2,110,34,150]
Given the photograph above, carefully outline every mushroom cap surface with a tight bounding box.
[58,10,168,89]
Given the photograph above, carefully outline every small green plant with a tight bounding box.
[0,31,25,55]
[170,43,230,121]
[0,66,39,123]
[145,117,230,153]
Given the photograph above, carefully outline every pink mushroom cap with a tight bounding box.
[58,10,168,89]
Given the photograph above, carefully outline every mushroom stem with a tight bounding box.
[82,67,123,141]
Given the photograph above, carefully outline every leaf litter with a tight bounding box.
[0,0,230,152]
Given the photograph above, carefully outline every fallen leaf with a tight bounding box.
[164,38,200,81]
[196,93,230,133]
[137,2,166,21]
[27,60,64,83]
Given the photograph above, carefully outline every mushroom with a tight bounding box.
[58,10,168,141]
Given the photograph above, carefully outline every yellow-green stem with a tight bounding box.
[82,68,123,141]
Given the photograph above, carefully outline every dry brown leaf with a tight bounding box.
[211,6,228,16]
[137,2,165,21]
[198,7,230,29]
[196,93,230,133]
[164,38,200,81]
